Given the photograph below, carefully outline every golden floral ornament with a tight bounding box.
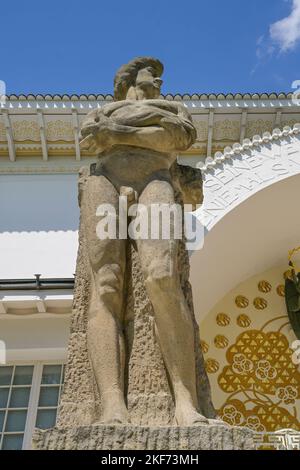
[276,285,285,297]
[245,416,266,432]
[221,404,244,426]
[237,314,251,328]
[200,340,209,354]
[258,280,272,293]
[232,353,253,375]
[205,358,220,374]
[235,295,249,309]
[255,360,277,381]
[214,335,229,349]
[276,386,298,405]
[253,297,267,310]
[219,399,299,432]
[216,313,231,327]
[218,330,300,397]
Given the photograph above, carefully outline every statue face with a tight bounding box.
[134,66,163,99]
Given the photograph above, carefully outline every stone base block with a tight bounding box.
[32,424,255,450]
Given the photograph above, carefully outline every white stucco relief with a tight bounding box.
[190,124,300,321]
[197,125,300,230]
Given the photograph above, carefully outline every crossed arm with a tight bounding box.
[80,101,197,154]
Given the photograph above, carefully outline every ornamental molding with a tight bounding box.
[0,97,299,166]
[2,92,296,101]
[197,124,300,230]
[1,94,299,111]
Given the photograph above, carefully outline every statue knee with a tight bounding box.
[97,263,124,306]
[144,266,176,295]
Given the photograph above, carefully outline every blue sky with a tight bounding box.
[1,0,300,95]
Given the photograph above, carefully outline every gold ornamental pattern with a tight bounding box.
[201,267,300,432]
[235,296,249,309]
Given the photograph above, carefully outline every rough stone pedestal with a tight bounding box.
[32,168,251,451]
[32,424,255,450]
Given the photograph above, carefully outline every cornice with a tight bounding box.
[0,97,299,168]
[1,93,299,112]
[3,92,295,101]
[198,123,300,172]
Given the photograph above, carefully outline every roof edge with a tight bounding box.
[198,124,300,172]
[2,92,294,101]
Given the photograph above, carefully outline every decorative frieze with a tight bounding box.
[0,96,299,167]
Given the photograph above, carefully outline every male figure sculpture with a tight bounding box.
[79,57,209,426]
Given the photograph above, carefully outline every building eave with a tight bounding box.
[0,93,299,172]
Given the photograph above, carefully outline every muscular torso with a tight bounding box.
[94,145,174,194]
[82,99,196,193]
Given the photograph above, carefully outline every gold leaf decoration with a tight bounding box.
[258,280,272,293]
[205,358,220,374]
[219,399,299,433]
[219,330,298,394]
[200,340,209,354]
[237,314,251,328]
[276,285,285,297]
[214,335,229,349]
[218,330,300,431]
[253,297,268,310]
[235,295,249,309]
[216,313,231,327]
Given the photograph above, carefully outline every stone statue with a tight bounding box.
[78,57,213,426]
[33,58,260,449]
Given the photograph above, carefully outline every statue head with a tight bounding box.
[114,57,164,101]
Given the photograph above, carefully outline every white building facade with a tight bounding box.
[0,93,300,449]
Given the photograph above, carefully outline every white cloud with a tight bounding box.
[270,0,300,52]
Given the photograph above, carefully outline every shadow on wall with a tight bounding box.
[0,174,79,232]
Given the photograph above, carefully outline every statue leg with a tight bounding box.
[81,175,129,424]
[137,178,208,426]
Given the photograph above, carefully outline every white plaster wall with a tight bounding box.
[1,316,70,350]
[0,174,79,278]
[0,316,70,361]
[191,172,300,321]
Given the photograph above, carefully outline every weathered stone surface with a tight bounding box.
[33,424,255,451]
[52,174,215,430]
[33,56,218,450]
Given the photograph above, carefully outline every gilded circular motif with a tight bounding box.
[205,358,220,374]
[200,340,209,354]
[235,296,249,309]
[237,314,251,328]
[253,297,268,310]
[258,280,272,293]
[216,313,231,326]
[214,335,229,349]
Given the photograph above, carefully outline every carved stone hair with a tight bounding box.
[114,56,163,101]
